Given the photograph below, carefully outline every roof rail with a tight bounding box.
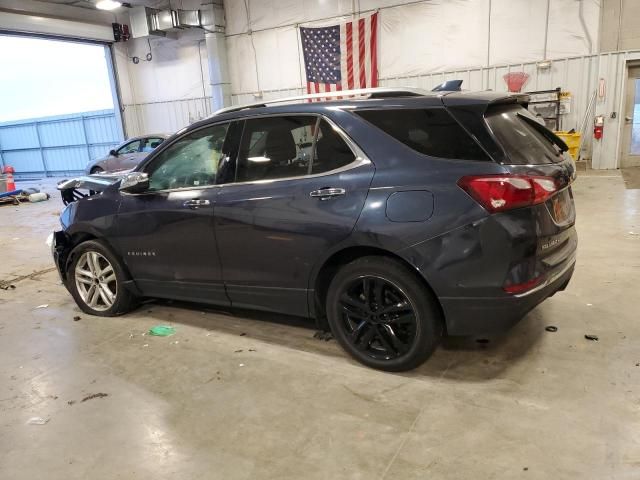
[212,87,430,116]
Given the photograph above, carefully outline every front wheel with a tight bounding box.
[326,256,442,371]
[66,240,137,316]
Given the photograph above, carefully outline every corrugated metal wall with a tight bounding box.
[0,109,123,176]
[122,96,212,138]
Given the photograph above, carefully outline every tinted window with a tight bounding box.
[146,124,228,191]
[485,105,565,165]
[117,140,141,155]
[312,120,356,174]
[236,116,317,182]
[355,108,489,161]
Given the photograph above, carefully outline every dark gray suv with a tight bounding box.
[52,88,577,371]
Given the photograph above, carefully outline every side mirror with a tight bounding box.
[119,172,149,193]
[110,149,118,157]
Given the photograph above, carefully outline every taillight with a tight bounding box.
[457,174,558,213]
[503,275,545,294]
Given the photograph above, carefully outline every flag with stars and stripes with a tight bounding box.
[299,12,379,98]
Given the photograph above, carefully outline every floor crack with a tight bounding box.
[0,267,57,288]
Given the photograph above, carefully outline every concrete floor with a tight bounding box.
[0,171,639,479]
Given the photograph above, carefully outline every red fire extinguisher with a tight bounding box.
[594,115,604,140]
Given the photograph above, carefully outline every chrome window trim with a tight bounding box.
[125,113,370,196]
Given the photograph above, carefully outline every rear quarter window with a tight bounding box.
[355,108,490,161]
[485,105,566,165]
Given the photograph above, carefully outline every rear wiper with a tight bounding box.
[517,113,569,153]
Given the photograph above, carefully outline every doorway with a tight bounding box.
[621,65,640,168]
[0,34,124,176]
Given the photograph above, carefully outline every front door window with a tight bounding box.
[117,140,141,155]
[146,124,229,191]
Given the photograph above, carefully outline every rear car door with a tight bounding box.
[111,123,234,303]
[214,115,374,316]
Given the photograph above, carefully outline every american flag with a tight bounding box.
[300,12,378,98]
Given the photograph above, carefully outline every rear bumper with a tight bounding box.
[439,258,575,335]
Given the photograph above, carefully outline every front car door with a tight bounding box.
[112,139,142,172]
[214,115,375,317]
[124,137,166,171]
[111,122,236,303]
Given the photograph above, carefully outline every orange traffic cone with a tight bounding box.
[3,166,16,191]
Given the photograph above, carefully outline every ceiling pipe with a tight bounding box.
[578,0,593,54]
[202,2,231,109]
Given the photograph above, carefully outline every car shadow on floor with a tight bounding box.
[139,297,546,382]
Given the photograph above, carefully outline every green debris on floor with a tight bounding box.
[148,325,176,337]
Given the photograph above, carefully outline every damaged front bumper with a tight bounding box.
[49,230,72,283]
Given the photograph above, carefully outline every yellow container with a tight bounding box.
[555,131,581,160]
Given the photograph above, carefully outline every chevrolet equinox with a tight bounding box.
[52,88,577,371]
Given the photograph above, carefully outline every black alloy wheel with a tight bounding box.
[339,275,417,360]
[326,256,442,371]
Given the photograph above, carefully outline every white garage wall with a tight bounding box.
[121,0,601,131]
[118,0,631,169]
[224,0,601,95]
[115,32,213,137]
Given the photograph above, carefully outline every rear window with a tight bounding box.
[355,108,490,161]
[485,105,566,165]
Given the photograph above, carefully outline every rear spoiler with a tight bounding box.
[488,93,530,109]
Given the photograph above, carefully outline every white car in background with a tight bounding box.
[85,134,169,174]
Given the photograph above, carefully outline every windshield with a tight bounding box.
[485,105,567,165]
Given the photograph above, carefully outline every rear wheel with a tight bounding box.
[326,256,442,371]
[66,240,137,316]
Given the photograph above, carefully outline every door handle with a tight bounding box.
[625,116,633,122]
[309,187,346,200]
[183,199,211,209]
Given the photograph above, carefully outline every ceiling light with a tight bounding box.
[96,0,122,10]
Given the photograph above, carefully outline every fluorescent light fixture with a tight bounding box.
[537,60,552,70]
[96,0,122,10]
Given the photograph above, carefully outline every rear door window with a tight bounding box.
[485,105,566,165]
[236,116,317,182]
[355,108,490,161]
[233,116,357,183]
[141,137,164,152]
[311,120,356,174]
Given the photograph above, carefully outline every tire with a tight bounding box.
[326,256,442,371]
[90,167,104,174]
[65,239,137,316]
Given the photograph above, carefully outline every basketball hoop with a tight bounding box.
[503,72,530,93]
